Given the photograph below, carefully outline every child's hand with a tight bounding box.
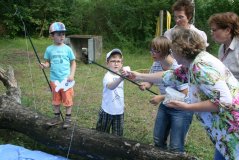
[124,71,140,80]
[121,66,131,77]
[67,75,74,82]
[149,95,165,106]
[121,70,128,77]
[39,63,47,69]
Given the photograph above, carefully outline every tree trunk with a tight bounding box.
[0,66,197,160]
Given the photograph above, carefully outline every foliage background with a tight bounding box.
[1,0,238,48]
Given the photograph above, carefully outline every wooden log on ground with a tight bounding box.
[0,66,197,160]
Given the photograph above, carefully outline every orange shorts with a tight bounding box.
[50,82,74,107]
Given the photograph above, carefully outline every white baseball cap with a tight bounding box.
[106,48,122,61]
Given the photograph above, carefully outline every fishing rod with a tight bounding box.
[14,7,51,91]
[16,8,64,121]
[26,30,52,91]
[89,60,158,95]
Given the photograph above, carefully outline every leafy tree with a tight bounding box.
[2,0,239,48]
[0,0,78,37]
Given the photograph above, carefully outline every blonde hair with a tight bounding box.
[172,28,206,60]
[150,36,172,58]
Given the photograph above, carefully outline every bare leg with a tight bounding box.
[46,105,62,126]
[65,106,72,115]
[53,105,61,114]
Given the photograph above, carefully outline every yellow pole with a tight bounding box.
[155,16,160,37]
[166,11,171,30]
[160,10,164,36]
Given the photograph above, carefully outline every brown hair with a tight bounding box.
[208,12,239,37]
[172,0,194,23]
[172,27,206,60]
[150,36,172,58]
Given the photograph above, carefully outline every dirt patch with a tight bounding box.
[2,50,35,65]
[12,50,35,58]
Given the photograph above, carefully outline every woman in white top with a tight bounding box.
[208,12,239,81]
[164,0,208,47]
[161,0,208,152]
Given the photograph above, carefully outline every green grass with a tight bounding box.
[0,38,214,159]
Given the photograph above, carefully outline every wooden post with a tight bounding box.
[160,10,164,36]
[191,0,195,24]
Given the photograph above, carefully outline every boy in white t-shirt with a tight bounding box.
[96,48,125,136]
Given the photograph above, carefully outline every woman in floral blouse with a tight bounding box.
[125,28,239,160]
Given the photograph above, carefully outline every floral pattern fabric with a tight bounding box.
[162,51,239,160]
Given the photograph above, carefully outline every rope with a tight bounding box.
[9,4,82,158]
[15,7,65,121]
[0,0,66,122]
[21,13,38,111]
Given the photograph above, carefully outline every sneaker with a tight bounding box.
[46,116,61,126]
[63,118,72,129]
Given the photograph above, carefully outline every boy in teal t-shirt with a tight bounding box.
[40,22,76,129]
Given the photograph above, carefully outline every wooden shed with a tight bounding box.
[65,35,102,64]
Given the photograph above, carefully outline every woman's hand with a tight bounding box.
[121,70,140,81]
[149,95,165,106]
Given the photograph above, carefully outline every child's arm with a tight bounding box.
[149,95,165,105]
[107,77,123,90]
[68,60,76,81]
[40,61,50,69]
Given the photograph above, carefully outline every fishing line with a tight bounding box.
[65,64,92,159]
[12,4,64,121]
[21,11,37,111]
[89,60,158,95]
[0,4,39,111]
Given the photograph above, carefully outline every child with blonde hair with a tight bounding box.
[139,36,193,153]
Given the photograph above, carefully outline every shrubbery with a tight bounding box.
[1,0,238,48]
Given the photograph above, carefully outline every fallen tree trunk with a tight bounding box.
[0,66,196,160]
